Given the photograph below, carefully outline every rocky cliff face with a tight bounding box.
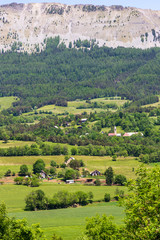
[1,2,160,52]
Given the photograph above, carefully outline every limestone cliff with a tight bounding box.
[1,2,160,52]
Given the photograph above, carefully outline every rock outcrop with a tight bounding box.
[1,2,160,52]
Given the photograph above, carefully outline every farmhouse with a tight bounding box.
[90,170,101,176]
[80,118,87,123]
[123,132,143,137]
[66,157,75,165]
[39,170,46,179]
[66,179,74,184]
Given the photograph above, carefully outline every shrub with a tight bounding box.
[104,193,110,202]
[52,233,63,240]
[64,169,80,181]
[50,160,57,167]
[57,171,65,178]
[33,159,45,174]
[114,174,127,186]
[114,188,124,201]
[60,163,66,168]
[4,169,11,177]
[14,177,24,185]
[94,179,101,186]
[30,177,40,187]
[25,189,48,211]
[19,164,28,176]
[76,191,88,205]
[23,177,31,186]
[112,155,117,161]
[88,191,94,203]
[50,167,56,176]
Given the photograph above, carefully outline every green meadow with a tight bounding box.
[8,202,124,240]
[31,97,128,115]
[0,141,142,240]
[0,154,140,179]
[0,96,18,111]
[1,182,125,240]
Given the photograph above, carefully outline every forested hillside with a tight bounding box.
[0,37,160,113]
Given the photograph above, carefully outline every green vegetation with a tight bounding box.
[83,166,160,240]
[0,39,160,240]
[8,202,124,240]
[0,96,18,111]
[0,37,160,115]
[37,97,127,115]
[0,203,46,240]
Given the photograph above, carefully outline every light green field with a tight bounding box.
[0,140,34,148]
[8,202,124,240]
[1,183,125,239]
[0,153,142,240]
[0,155,140,179]
[0,183,126,212]
[0,96,18,111]
[35,98,128,115]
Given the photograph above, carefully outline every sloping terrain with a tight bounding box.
[1,3,160,52]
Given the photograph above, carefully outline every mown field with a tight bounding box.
[8,202,124,240]
[0,96,18,111]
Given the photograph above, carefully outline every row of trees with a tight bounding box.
[25,190,94,211]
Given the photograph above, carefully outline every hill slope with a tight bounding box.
[0,41,160,112]
[1,3,160,52]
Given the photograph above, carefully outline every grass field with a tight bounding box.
[31,97,128,115]
[0,183,125,239]
[0,155,140,179]
[0,153,145,240]
[0,96,18,111]
[0,140,34,148]
[8,202,124,240]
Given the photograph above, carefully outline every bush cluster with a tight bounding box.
[25,190,94,211]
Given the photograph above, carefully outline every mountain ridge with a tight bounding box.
[1,2,160,52]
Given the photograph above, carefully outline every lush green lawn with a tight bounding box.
[0,96,18,111]
[8,202,124,240]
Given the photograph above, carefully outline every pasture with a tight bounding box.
[34,97,128,115]
[0,150,142,239]
[8,202,124,240]
[1,182,125,239]
[0,96,18,111]
[0,154,140,179]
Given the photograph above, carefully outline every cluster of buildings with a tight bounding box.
[108,126,143,137]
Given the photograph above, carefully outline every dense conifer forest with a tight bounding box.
[0,37,160,113]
